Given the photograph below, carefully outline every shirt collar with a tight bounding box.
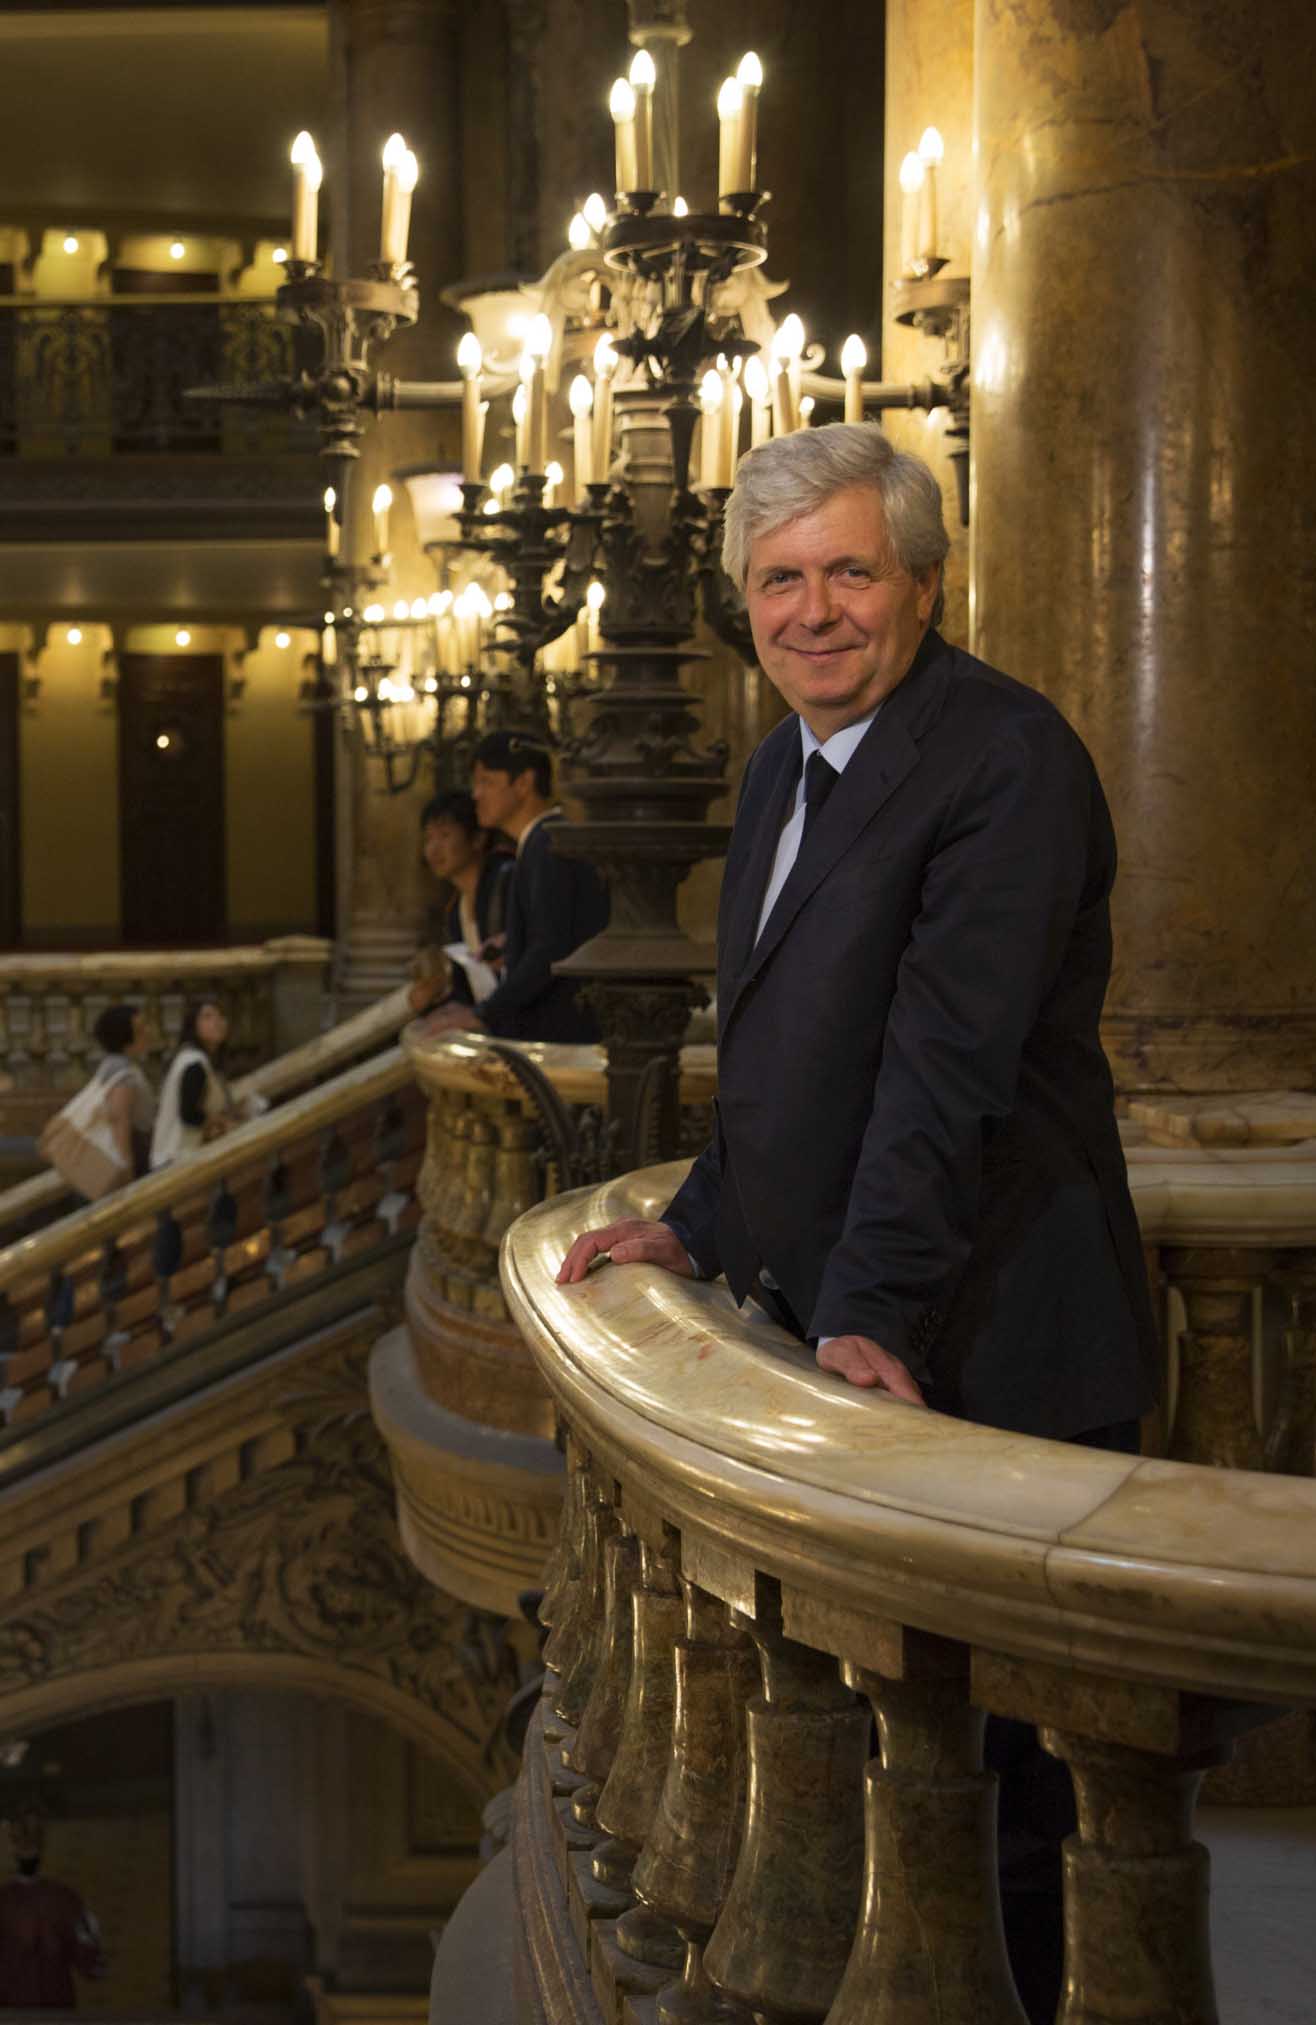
[515,804,562,857]
[797,703,881,781]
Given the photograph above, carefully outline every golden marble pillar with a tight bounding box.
[328,0,465,1004]
[971,0,1316,1093]
[882,0,974,647]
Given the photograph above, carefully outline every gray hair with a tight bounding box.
[722,421,950,627]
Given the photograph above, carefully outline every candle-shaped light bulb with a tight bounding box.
[393,599,410,621]
[525,311,552,361]
[743,354,771,446]
[586,580,605,613]
[799,395,816,425]
[489,462,515,498]
[323,483,340,558]
[673,195,689,217]
[771,314,803,434]
[734,51,763,192]
[585,576,605,659]
[717,77,744,204]
[380,133,419,268]
[545,460,564,506]
[512,377,529,470]
[568,210,591,252]
[899,150,926,276]
[917,125,944,265]
[592,332,618,479]
[610,78,638,194]
[371,482,392,557]
[841,333,867,424]
[290,131,323,263]
[628,48,656,191]
[524,312,553,473]
[457,331,484,484]
[583,191,608,233]
[699,368,724,489]
[569,373,594,498]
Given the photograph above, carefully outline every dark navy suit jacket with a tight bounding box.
[663,631,1158,1440]
[479,812,609,1044]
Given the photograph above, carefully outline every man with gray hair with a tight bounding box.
[559,420,1158,2019]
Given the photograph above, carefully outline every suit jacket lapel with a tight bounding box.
[719,728,801,999]
[721,633,952,1032]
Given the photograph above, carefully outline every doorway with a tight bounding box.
[118,653,225,945]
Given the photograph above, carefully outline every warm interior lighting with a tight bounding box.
[410,598,428,619]
[66,626,83,646]
[594,333,618,377]
[62,234,79,255]
[586,579,606,613]
[506,311,528,342]
[291,130,323,189]
[363,604,385,623]
[743,356,769,403]
[737,51,764,90]
[353,685,368,703]
[156,733,171,750]
[629,49,656,91]
[609,77,637,124]
[569,374,594,418]
[773,313,804,362]
[700,369,724,412]
[272,246,288,264]
[918,126,945,164]
[841,334,868,375]
[568,211,591,251]
[323,486,335,514]
[494,590,515,612]
[169,241,186,262]
[899,151,926,194]
[429,590,452,616]
[673,196,689,217]
[174,629,191,647]
[392,599,410,621]
[457,332,482,377]
[371,484,393,515]
[274,630,291,649]
[489,463,515,496]
[583,193,608,233]
[525,312,553,361]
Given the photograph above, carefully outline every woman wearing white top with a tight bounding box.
[150,999,241,1169]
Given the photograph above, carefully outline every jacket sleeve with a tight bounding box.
[660,1116,723,1278]
[177,1061,210,1128]
[808,714,1101,1379]
[479,838,591,1035]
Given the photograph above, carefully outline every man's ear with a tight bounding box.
[917,564,942,623]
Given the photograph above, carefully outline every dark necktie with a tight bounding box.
[802,750,839,841]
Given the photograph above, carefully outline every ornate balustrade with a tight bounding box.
[0,295,313,457]
[0,1040,423,1477]
[369,1029,716,1622]
[494,1147,1316,2025]
[0,935,332,1127]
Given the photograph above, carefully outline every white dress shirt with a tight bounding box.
[754,706,882,944]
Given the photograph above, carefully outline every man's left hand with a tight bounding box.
[816,1334,927,1405]
[422,1004,483,1035]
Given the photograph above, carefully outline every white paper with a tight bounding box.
[443,941,499,1004]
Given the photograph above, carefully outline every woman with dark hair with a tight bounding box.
[149,998,242,1168]
[409,789,514,1015]
[91,1002,156,1179]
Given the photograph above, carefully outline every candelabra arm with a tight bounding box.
[373,376,466,410]
[184,379,300,410]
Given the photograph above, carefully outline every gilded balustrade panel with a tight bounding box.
[498,1160,1316,2025]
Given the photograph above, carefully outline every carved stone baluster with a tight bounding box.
[827,1633,1025,2025]
[451,1103,497,1274]
[595,1536,685,1969]
[566,1525,643,1825]
[43,987,72,1087]
[6,988,32,1082]
[99,1240,130,1373]
[65,986,91,1086]
[1265,1249,1316,1477]
[633,1578,759,2023]
[480,1101,541,1268]
[1043,1726,1225,2025]
[704,1583,868,2024]
[319,1123,354,1263]
[546,1472,617,1729]
[1164,1246,1275,1468]
[153,1207,185,1341]
[264,1152,296,1288]
[206,1179,239,1316]
[433,1103,473,1269]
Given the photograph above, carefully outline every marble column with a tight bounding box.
[971,0,1316,1093]
[882,0,974,647]
[328,0,465,1005]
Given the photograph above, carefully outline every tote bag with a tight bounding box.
[38,1067,130,1201]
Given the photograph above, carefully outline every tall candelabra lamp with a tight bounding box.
[190,18,971,1172]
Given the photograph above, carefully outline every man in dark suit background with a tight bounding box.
[557,422,1158,2019]
[425,732,608,1045]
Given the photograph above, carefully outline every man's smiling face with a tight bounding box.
[745,483,939,738]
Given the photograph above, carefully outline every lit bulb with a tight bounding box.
[169,240,186,262]
[429,590,452,616]
[841,333,868,376]
[424,676,438,693]
[629,49,656,90]
[918,126,945,164]
[66,626,83,646]
[586,580,606,613]
[457,331,482,376]
[353,686,368,703]
[469,584,494,620]
[291,130,323,191]
[525,311,553,360]
[569,373,593,418]
[700,369,724,413]
[673,196,689,217]
[363,603,385,623]
[512,382,528,425]
[800,396,815,421]
[156,734,171,750]
[899,151,925,194]
[482,499,499,516]
[583,192,608,233]
[381,132,407,173]
[323,486,335,514]
[494,590,515,611]
[568,212,591,252]
[371,484,393,515]
[773,312,805,362]
[743,356,769,403]
[393,599,410,621]
[506,311,528,342]
[272,246,288,264]
[62,234,80,255]
[489,463,514,496]
[323,611,335,625]
[378,677,394,702]
[175,629,191,647]
[545,459,564,488]
[460,673,472,689]
[396,682,415,703]
[737,51,764,90]
[717,77,743,123]
[411,598,428,619]
[275,630,291,649]
[594,333,618,378]
[609,77,637,124]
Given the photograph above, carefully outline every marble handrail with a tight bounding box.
[498,1159,1316,2025]
[403,1026,717,1107]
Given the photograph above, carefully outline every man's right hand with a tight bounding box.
[556,1219,694,1286]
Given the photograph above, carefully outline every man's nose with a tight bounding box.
[799,575,839,630]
